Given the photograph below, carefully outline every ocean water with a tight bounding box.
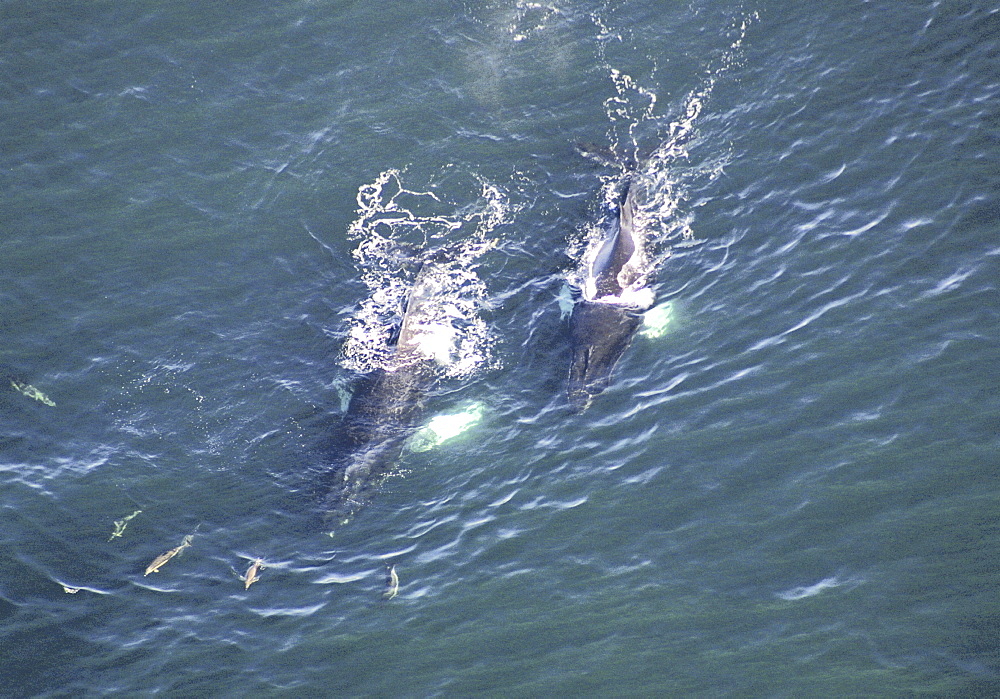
[3,0,1000,696]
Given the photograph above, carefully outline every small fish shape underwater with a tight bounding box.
[108,510,142,542]
[383,565,399,600]
[242,558,264,589]
[10,380,56,406]
[144,533,194,576]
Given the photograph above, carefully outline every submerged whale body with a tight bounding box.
[323,262,445,525]
[567,298,643,411]
[567,174,653,412]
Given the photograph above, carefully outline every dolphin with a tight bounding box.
[323,259,450,525]
[567,174,654,412]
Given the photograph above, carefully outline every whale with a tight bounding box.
[567,174,654,412]
[323,259,450,525]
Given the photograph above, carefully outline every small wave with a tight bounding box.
[249,602,326,619]
[314,569,370,585]
[776,574,862,601]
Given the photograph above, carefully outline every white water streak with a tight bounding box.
[572,11,757,290]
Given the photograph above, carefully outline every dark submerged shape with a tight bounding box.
[567,300,642,412]
[323,263,443,525]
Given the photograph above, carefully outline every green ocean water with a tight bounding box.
[3,0,999,696]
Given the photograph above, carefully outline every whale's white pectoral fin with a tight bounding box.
[557,284,575,319]
[407,402,485,452]
[639,301,674,339]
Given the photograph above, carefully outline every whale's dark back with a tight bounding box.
[339,362,434,450]
[567,300,643,412]
[568,171,650,411]
[323,262,445,524]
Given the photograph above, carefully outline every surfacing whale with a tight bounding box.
[323,259,451,526]
[567,173,654,412]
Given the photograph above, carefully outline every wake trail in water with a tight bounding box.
[570,9,759,281]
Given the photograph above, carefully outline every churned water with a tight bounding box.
[3,0,999,696]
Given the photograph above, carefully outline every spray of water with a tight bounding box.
[341,168,512,379]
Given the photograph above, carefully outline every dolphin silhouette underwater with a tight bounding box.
[567,167,655,412]
[323,257,455,526]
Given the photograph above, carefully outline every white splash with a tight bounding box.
[507,2,564,42]
[341,169,510,379]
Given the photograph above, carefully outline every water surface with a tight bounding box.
[3,0,999,695]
